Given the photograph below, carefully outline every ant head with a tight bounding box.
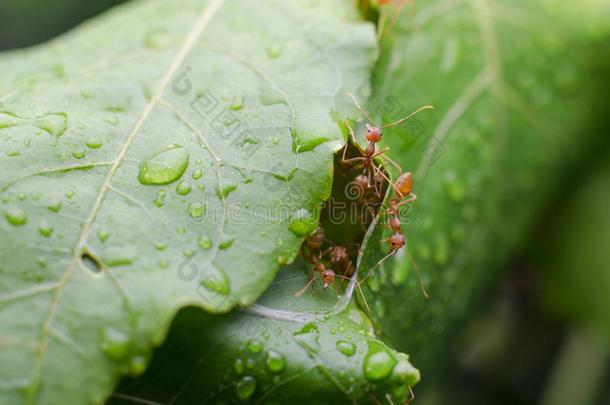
[332,246,348,262]
[389,232,405,251]
[365,123,382,143]
[321,269,335,289]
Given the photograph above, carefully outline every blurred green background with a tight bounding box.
[1,1,608,404]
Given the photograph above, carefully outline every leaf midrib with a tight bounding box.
[26,0,227,402]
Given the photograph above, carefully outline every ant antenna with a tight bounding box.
[404,248,429,299]
[345,92,375,126]
[334,274,371,312]
[360,250,396,284]
[380,105,434,129]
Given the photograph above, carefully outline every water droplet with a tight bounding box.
[191,167,203,180]
[218,235,234,250]
[65,190,75,199]
[47,200,61,213]
[154,190,166,207]
[247,339,263,354]
[138,144,189,185]
[363,342,397,381]
[0,111,67,137]
[72,149,85,159]
[128,355,147,375]
[158,259,169,269]
[235,376,256,400]
[288,209,318,237]
[198,235,212,249]
[97,230,110,243]
[177,227,186,234]
[86,137,103,149]
[330,328,336,335]
[183,250,195,258]
[267,45,281,58]
[153,242,167,250]
[38,220,53,237]
[104,115,120,125]
[188,201,205,218]
[338,326,345,333]
[336,341,356,357]
[265,350,285,372]
[176,180,192,195]
[34,113,68,137]
[234,358,244,374]
[216,184,237,199]
[5,206,27,225]
[6,147,20,157]
[246,358,255,368]
[200,266,230,294]
[103,246,137,266]
[101,327,131,361]
[293,323,320,353]
[230,96,244,111]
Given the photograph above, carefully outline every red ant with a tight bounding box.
[361,172,429,298]
[294,255,371,311]
[342,92,432,198]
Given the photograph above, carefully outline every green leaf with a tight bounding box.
[0,0,377,403]
[110,262,419,404]
[357,0,610,375]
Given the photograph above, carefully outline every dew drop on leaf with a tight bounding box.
[85,137,103,149]
[176,180,192,195]
[288,208,317,236]
[247,339,263,354]
[200,266,230,295]
[233,358,244,374]
[5,206,27,226]
[154,190,166,207]
[38,220,53,237]
[235,376,256,400]
[336,340,356,357]
[218,236,234,250]
[198,235,212,249]
[265,350,285,372]
[72,149,86,159]
[97,230,110,243]
[188,202,205,218]
[363,342,397,381]
[101,327,131,361]
[137,144,189,185]
[293,323,320,353]
[191,167,203,180]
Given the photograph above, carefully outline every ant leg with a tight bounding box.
[335,275,371,312]
[395,193,417,207]
[360,250,396,284]
[295,276,318,297]
[374,166,405,198]
[343,156,366,164]
[345,92,375,127]
[385,386,415,405]
[382,154,403,175]
[343,121,366,157]
[371,146,390,158]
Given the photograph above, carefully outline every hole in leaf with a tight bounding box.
[81,251,102,273]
